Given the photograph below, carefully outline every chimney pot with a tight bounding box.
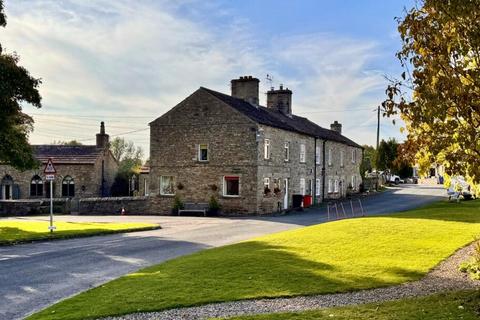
[96,121,110,149]
[330,121,342,134]
[267,85,292,116]
[231,76,260,105]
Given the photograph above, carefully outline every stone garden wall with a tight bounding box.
[0,196,169,216]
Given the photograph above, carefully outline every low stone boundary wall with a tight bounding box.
[75,196,150,215]
[0,196,171,216]
[0,199,71,216]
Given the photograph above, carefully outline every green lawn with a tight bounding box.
[220,290,480,320]
[0,220,160,245]
[28,200,480,320]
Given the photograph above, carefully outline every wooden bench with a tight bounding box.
[178,203,209,217]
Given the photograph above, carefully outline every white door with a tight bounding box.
[283,178,289,209]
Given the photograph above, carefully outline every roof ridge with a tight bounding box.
[195,87,362,148]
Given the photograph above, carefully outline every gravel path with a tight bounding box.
[103,242,480,320]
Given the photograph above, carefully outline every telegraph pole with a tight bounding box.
[375,106,380,191]
[376,105,380,150]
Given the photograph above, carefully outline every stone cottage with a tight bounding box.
[149,76,363,214]
[0,122,118,199]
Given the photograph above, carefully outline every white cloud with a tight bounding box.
[2,0,403,155]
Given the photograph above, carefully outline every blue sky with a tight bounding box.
[3,0,414,158]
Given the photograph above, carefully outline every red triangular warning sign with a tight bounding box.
[44,158,57,174]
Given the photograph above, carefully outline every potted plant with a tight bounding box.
[264,186,271,196]
[208,195,221,216]
[172,195,184,215]
[273,187,281,196]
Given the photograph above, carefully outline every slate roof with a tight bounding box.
[33,145,103,164]
[201,87,362,148]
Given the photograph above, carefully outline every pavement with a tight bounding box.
[0,184,446,320]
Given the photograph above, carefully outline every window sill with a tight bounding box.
[197,160,209,164]
[223,195,240,198]
[159,194,175,197]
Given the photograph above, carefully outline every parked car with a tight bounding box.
[388,174,404,185]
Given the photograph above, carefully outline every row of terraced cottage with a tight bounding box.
[148,76,363,214]
[0,76,363,215]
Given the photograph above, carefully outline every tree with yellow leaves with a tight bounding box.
[384,0,480,195]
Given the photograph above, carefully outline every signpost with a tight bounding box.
[44,158,56,233]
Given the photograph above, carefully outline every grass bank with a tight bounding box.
[28,200,480,320]
[0,220,160,245]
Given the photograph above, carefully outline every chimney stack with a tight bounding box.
[267,85,292,116]
[96,121,110,149]
[330,121,342,134]
[231,76,260,105]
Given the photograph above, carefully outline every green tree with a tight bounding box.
[360,145,376,177]
[109,137,144,196]
[0,0,42,170]
[109,137,144,175]
[383,0,480,194]
[376,138,398,171]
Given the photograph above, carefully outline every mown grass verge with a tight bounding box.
[0,220,160,245]
[28,200,480,320]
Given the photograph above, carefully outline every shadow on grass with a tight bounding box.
[29,241,425,320]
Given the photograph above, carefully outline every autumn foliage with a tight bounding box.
[383,0,480,194]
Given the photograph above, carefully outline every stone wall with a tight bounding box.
[0,196,160,216]
[324,140,362,200]
[256,125,323,213]
[149,89,259,214]
[0,199,70,216]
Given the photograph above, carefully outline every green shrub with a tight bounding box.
[208,195,221,216]
[172,195,184,214]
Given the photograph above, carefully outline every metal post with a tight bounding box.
[358,199,365,216]
[340,202,347,218]
[50,180,53,233]
[350,200,355,217]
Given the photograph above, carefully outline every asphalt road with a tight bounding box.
[0,185,445,320]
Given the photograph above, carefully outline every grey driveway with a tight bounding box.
[0,184,445,320]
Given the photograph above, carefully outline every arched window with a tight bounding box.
[62,176,75,197]
[1,175,14,200]
[30,175,43,197]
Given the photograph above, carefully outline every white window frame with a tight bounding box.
[316,179,321,196]
[300,178,306,195]
[223,176,240,197]
[264,139,271,160]
[352,175,357,190]
[160,176,175,196]
[300,143,306,163]
[284,142,290,162]
[315,146,320,165]
[334,179,339,193]
[198,143,208,162]
[328,178,333,193]
[340,150,344,167]
[328,147,333,166]
[351,149,356,163]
